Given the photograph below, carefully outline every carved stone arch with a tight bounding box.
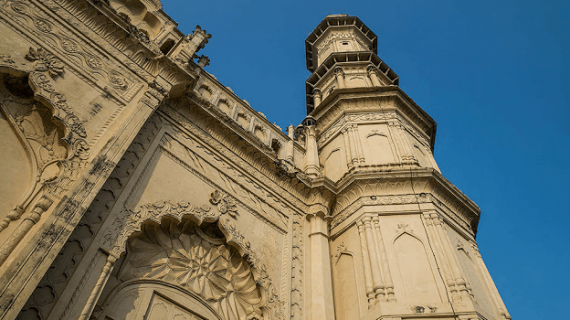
[98,279,223,320]
[0,56,89,230]
[217,98,232,114]
[103,197,283,319]
[366,131,387,138]
[392,230,441,304]
[113,216,264,320]
[236,111,250,128]
[392,230,424,245]
[332,243,363,318]
[253,124,266,141]
[0,63,89,158]
[198,85,213,100]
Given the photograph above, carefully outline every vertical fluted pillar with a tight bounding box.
[391,122,416,164]
[367,65,382,87]
[372,216,395,301]
[386,121,403,162]
[357,221,375,305]
[78,254,117,320]
[0,196,52,266]
[432,214,471,301]
[361,216,386,300]
[307,213,335,320]
[353,125,366,165]
[342,128,354,170]
[347,126,359,166]
[470,241,512,320]
[422,212,459,301]
[334,67,345,89]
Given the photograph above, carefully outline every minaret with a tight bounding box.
[304,15,511,320]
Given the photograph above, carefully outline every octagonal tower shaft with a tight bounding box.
[301,15,511,320]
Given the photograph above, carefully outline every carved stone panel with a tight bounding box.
[117,219,264,320]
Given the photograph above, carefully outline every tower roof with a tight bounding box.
[305,15,378,72]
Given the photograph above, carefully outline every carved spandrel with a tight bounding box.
[0,73,68,232]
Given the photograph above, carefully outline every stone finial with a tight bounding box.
[197,55,210,68]
[187,25,212,52]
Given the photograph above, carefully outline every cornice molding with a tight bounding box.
[310,87,437,151]
[329,168,480,234]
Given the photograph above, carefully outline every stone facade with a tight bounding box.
[0,2,509,319]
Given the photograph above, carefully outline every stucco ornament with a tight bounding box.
[210,189,238,217]
[25,47,65,77]
[121,220,264,320]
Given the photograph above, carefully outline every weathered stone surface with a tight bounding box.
[0,5,509,320]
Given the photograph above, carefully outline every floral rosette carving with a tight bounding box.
[25,47,64,77]
[210,189,238,217]
[122,219,264,320]
[102,197,284,319]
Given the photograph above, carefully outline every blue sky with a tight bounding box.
[161,0,569,318]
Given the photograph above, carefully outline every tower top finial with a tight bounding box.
[305,15,377,72]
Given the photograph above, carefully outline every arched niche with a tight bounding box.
[217,99,231,114]
[393,232,441,304]
[104,217,264,320]
[0,60,89,234]
[332,250,362,319]
[101,198,283,320]
[198,85,213,100]
[324,148,346,182]
[108,0,164,39]
[365,133,395,165]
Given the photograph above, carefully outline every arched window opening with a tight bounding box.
[160,39,176,55]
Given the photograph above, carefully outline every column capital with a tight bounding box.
[334,66,344,76]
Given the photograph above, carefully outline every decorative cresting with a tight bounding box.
[102,190,283,320]
[0,49,89,264]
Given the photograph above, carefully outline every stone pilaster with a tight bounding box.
[422,211,460,301]
[334,67,345,89]
[432,214,471,301]
[357,221,375,306]
[307,213,335,320]
[470,241,512,320]
[367,65,382,87]
[342,128,354,169]
[372,216,395,301]
[78,254,117,320]
[313,88,322,107]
